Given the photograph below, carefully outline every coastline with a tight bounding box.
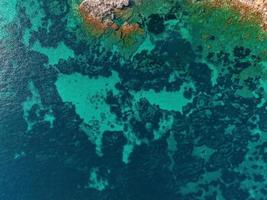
[78,0,143,39]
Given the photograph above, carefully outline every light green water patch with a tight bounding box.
[55,72,120,125]
[22,81,55,131]
[153,114,174,140]
[166,131,177,170]
[86,168,108,191]
[23,29,31,47]
[192,145,215,162]
[32,41,75,65]
[122,144,134,164]
[55,72,123,155]
[179,26,192,42]
[208,63,219,86]
[44,108,56,129]
[132,35,155,58]
[14,151,26,160]
[68,0,83,28]
[132,82,194,112]
[179,170,223,198]
[167,131,177,152]
[133,89,186,111]
[196,56,219,86]
[23,0,45,31]
[258,79,267,106]
[0,0,17,39]
[235,86,255,99]
[121,128,145,164]
[21,0,45,46]
[164,18,192,42]
[0,0,17,23]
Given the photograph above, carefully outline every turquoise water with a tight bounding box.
[1,0,267,199]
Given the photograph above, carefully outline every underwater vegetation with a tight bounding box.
[0,0,267,199]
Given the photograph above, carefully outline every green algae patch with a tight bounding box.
[153,114,174,140]
[132,82,194,112]
[122,144,134,164]
[55,72,120,125]
[86,168,109,191]
[133,89,189,112]
[132,35,155,57]
[186,1,267,60]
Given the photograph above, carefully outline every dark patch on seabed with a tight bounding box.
[1,0,267,199]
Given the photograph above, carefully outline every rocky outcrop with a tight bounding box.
[79,0,144,40]
[79,0,130,21]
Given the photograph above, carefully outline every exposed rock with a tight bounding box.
[79,0,144,41]
[79,0,131,21]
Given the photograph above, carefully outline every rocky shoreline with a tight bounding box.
[79,0,143,39]
[79,0,130,21]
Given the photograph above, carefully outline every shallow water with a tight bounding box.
[1,0,267,199]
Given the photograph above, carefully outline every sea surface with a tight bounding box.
[1,0,267,199]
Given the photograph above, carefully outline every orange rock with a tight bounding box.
[79,3,144,44]
[112,22,144,47]
[119,22,144,39]
[79,5,108,36]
